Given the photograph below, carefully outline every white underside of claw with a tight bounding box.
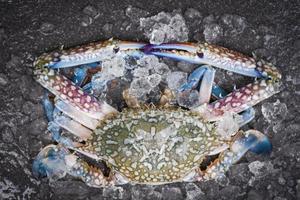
[54,114,92,140]
[55,100,99,130]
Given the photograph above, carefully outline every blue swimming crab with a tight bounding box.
[33,39,281,187]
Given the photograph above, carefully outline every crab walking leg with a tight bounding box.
[33,145,118,187]
[47,121,78,147]
[196,130,272,180]
[42,94,75,146]
[42,92,97,145]
[179,65,216,105]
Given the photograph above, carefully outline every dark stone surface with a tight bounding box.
[0,0,299,199]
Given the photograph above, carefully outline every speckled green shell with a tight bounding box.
[85,108,227,184]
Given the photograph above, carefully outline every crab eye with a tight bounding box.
[113,46,120,53]
[197,52,204,58]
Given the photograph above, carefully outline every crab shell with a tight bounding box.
[78,107,237,184]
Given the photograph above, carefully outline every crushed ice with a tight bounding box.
[215,112,242,139]
[139,11,189,44]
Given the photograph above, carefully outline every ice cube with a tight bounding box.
[166,71,188,91]
[261,100,287,123]
[176,90,200,108]
[140,12,189,44]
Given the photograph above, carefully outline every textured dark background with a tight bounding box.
[0,0,299,199]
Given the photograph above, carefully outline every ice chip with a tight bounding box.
[203,23,224,44]
[101,56,126,78]
[176,90,200,108]
[216,112,242,140]
[140,12,189,44]
[167,71,188,91]
[261,99,287,123]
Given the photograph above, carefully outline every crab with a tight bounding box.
[32,39,281,187]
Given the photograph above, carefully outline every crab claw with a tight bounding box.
[32,145,70,180]
[33,145,116,187]
[144,42,264,78]
[117,40,147,50]
[143,42,202,63]
[35,39,147,69]
[197,130,271,181]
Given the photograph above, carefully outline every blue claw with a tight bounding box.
[118,41,147,50]
[237,130,272,155]
[179,66,210,92]
[48,121,75,147]
[72,62,103,86]
[212,85,228,99]
[82,82,92,93]
[49,58,101,69]
[178,65,216,105]
[33,145,69,179]
[72,67,88,86]
[143,43,203,64]
[147,50,202,64]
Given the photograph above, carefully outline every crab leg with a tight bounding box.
[35,68,117,119]
[145,43,282,118]
[33,145,115,187]
[34,39,146,120]
[55,100,99,130]
[178,66,255,125]
[42,94,74,146]
[195,78,281,120]
[42,93,97,146]
[144,43,265,78]
[42,92,55,122]
[196,130,271,181]
[53,112,92,140]
[38,40,146,69]
[210,84,256,126]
